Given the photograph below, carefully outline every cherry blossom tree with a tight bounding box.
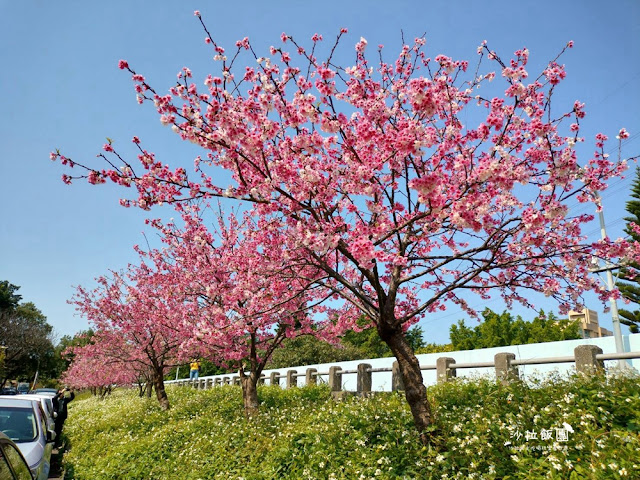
[61,337,140,397]
[146,205,331,415]
[53,19,640,442]
[71,260,188,410]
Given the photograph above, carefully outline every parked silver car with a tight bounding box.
[16,395,56,431]
[0,398,54,480]
[0,431,34,479]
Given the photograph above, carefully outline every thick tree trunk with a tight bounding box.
[240,372,259,417]
[380,322,436,444]
[152,367,170,410]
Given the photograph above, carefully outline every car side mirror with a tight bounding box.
[46,429,56,443]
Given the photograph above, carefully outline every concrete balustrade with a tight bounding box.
[165,345,639,395]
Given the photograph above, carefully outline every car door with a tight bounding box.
[34,404,53,480]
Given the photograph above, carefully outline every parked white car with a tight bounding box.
[17,395,56,431]
[0,397,55,480]
[29,389,56,399]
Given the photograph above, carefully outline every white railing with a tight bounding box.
[167,335,640,394]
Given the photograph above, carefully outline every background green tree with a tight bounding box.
[167,359,230,381]
[1,302,56,387]
[267,324,426,369]
[0,281,22,311]
[0,281,57,388]
[341,324,426,359]
[267,336,362,369]
[415,343,454,354]
[616,166,640,334]
[449,309,581,350]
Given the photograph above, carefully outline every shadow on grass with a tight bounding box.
[49,434,73,479]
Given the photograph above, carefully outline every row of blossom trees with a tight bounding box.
[63,206,332,413]
[55,15,639,443]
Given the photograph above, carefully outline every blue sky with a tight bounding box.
[1,1,639,344]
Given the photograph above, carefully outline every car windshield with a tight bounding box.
[0,407,37,443]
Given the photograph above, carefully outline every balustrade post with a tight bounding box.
[214,378,221,387]
[270,371,280,387]
[233,377,241,386]
[222,376,230,385]
[436,357,456,383]
[305,368,317,386]
[574,345,604,374]
[392,361,404,391]
[329,366,342,392]
[258,374,266,385]
[495,353,518,384]
[357,363,372,395]
[286,370,298,388]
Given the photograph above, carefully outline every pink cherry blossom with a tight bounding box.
[54,31,640,443]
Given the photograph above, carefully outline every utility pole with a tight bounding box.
[595,192,626,368]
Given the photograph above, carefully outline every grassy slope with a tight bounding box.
[63,373,640,479]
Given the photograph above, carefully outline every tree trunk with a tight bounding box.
[152,367,170,410]
[240,373,259,417]
[380,322,436,444]
[239,331,264,418]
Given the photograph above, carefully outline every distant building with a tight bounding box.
[568,309,613,338]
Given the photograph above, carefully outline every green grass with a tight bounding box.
[62,372,640,479]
